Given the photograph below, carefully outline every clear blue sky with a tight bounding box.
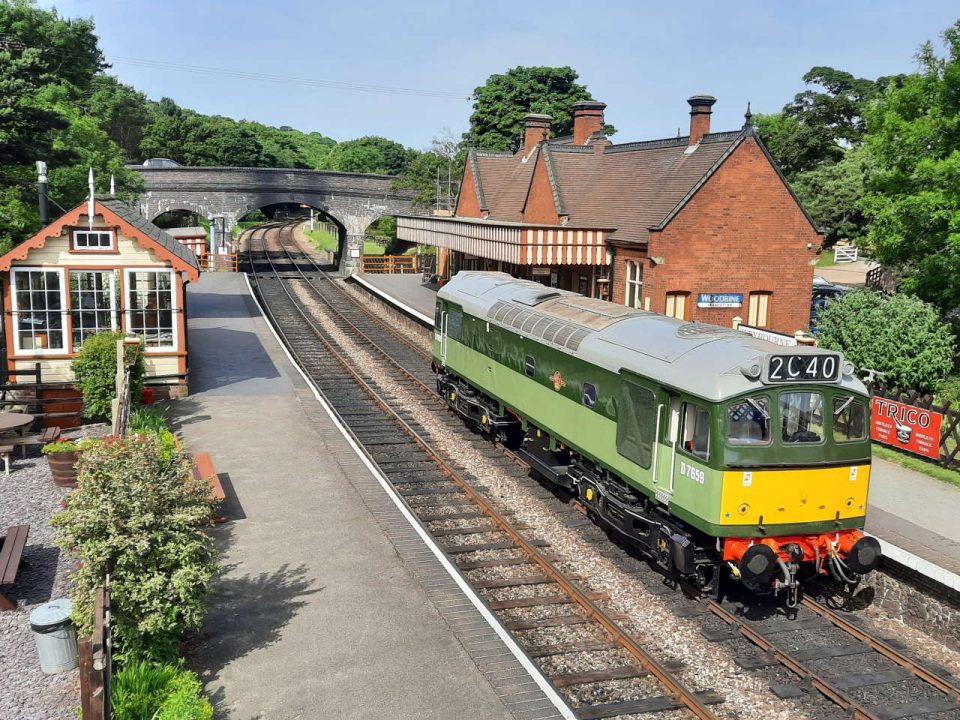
[45,0,960,149]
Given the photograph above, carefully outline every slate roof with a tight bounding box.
[463,130,748,244]
[100,199,200,272]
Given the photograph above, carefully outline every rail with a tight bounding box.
[359,254,417,274]
[247,223,723,719]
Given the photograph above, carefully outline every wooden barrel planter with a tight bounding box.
[47,450,80,488]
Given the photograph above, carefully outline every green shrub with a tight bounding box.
[71,332,145,420]
[51,434,218,659]
[816,290,956,393]
[41,439,82,454]
[936,374,960,408]
[112,661,213,720]
[129,405,170,435]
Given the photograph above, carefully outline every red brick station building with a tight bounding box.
[397,96,822,334]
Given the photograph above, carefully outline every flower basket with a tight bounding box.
[47,450,80,488]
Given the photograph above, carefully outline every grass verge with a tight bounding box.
[872,443,960,488]
[816,249,836,267]
[304,227,338,253]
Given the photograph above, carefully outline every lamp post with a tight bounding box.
[36,161,48,226]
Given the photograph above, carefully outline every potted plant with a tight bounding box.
[42,440,84,488]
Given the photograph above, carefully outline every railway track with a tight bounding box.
[247,221,960,720]
[247,222,723,719]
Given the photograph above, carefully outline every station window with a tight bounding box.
[624,261,643,309]
[833,396,867,442]
[524,355,536,378]
[582,382,598,408]
[616,381,657,468]
[126,269,176,350]
[780,392,824,443]
[70,271,116,351]
[665,292,688,320]
[681,402,711,461]
[727,396,771,444]
[11,269,66,352]
[748,292,771,327]
[72,230,114,250]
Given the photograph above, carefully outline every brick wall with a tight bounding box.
[522,154,560,225]
[643,136,819,334]
[456,164,482,217]
[610,245,649,307]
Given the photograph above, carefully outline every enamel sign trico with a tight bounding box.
[871,396,943,460]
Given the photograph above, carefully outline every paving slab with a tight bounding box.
[174,273,565,720]
[352,273,437,322]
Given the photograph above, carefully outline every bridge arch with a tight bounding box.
[131,165,418,273]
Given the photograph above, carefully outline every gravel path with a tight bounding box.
[0,424,106,720]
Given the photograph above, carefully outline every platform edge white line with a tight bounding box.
[350,273,435,325]
[243,273,577,720]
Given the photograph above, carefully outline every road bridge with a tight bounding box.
[129,165,418,271]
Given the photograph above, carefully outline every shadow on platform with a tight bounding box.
[187,326,283,394]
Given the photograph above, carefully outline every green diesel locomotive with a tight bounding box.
[433,272,881,604]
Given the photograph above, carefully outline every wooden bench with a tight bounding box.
[7,426,60,458]
[0,525,29,611]
[0,445,12,475]
[192,452,226,523]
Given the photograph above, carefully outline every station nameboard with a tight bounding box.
[698,293,743,308]
[871,396,943,460]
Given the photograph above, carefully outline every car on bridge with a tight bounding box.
[142,158,181,168]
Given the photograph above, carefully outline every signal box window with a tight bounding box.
[727,396,771,444]
[665,292,687,320]
[73,230,114,250]
[681,402,711,461]
[748,292,771,327]
[616,381,656,468]
[780,392,824,443]
[833,396,867,442]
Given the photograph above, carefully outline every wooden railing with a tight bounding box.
[201,253,239,272]
[79,583,112,720]
[360,255,418,274]
[866,265,898,295]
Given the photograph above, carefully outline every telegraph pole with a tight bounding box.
[36,161,48,226]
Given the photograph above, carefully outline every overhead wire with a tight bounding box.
[0,33,469,100]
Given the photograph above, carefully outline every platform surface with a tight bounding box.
[175,273,563,720]
[353,271,960,588]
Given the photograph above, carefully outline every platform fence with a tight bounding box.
[360,255,418,274]
[79,582,112,720]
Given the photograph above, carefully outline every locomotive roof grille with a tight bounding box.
[487,299,593,351]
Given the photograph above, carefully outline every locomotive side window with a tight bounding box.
[447,306,463,341]
[524,355,536,377]
[582,382,598,408]
[727,396,771,444]
[681,402,711,461]
[780,392,825,443]
[616,381,657,468]
[833,396,867,442]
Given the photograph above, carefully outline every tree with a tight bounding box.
[325,136,414,175]
[860,20,960,313]
[464,66,614,151]
[783,66,883,147]
[753,112,843,178]
[87,75,152,163]
[816,290,955,393]
[392,129,465,209]
[791,145,873,244]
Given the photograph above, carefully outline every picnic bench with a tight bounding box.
[192,452,226,523]
[5,426,61,459]
[0,525,29,611]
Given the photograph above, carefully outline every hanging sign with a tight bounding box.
[871,396,943,459]
[698,292,743,308]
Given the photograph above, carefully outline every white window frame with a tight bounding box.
[72,230,115,251]
[748,292,771,327]
[124,268,178,352]
[10,267,68,355]
[624,260,643,308]
[69,270,118,351]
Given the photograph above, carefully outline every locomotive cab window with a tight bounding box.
[681,402,711,461]
[833,396,867,442]
[447,306,463,341]
[727,396,771,444]
[780,392,825,443]
[616,381,657,468]
[524,355,536,377]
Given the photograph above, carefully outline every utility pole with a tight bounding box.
[36,161,48,226]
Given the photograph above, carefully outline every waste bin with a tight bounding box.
[29,598,78,674]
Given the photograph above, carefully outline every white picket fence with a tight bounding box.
[834,245,859,263]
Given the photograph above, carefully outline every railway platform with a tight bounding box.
[351,271,960,595]
[173,273,569,720]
